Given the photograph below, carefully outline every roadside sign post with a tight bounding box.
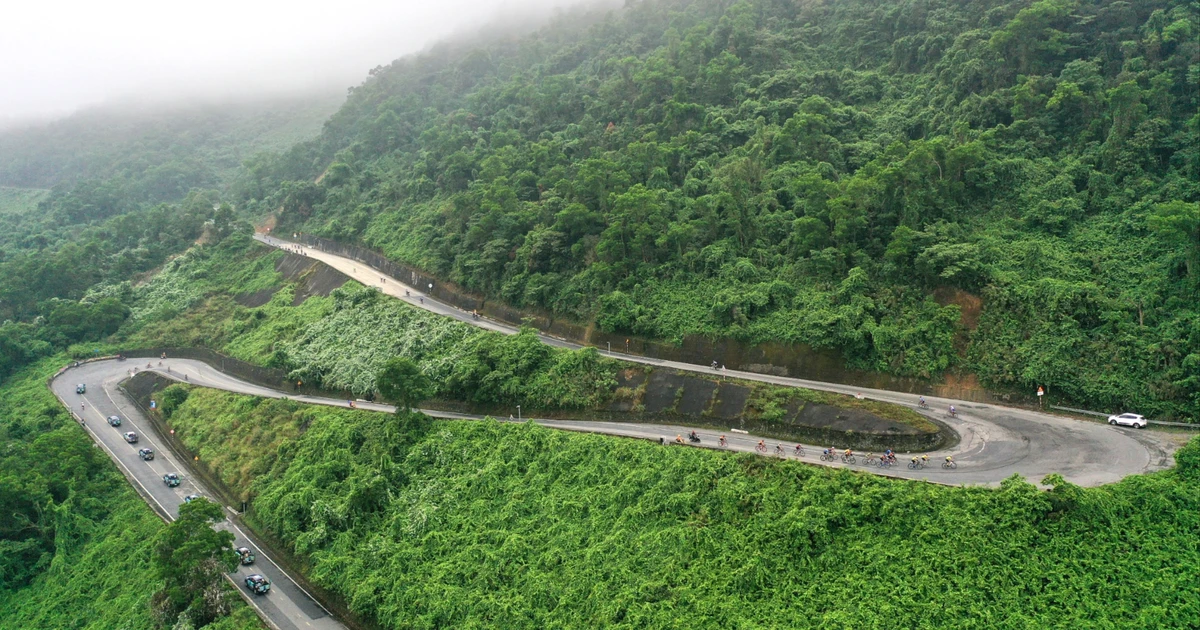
[1037,386,1045,408]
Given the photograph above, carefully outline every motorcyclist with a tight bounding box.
[688,430,699,442]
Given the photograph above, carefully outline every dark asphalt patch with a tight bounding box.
[678,378,717,416]
[643,371,687,414]
[714,384,751,419]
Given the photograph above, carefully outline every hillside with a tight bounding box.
[242,0,1199,420]
[0,92,341,253]
[160,385,1200,628]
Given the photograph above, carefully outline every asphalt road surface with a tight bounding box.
[256,233,1182,487]
[52,361,344,630]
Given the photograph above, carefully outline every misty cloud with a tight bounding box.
[0,0,601,126]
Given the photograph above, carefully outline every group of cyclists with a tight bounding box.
[697,434,957,470]
[918,396,956,417]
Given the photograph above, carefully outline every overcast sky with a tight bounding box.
[0,0,593,125]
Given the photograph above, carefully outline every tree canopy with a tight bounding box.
[240,0,1199,420]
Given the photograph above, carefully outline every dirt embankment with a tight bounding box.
[234,252,349,307]
[597,368,949,451]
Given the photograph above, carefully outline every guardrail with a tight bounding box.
[1050,405,1195,427]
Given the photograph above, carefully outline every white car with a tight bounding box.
[1107,413,1147,429]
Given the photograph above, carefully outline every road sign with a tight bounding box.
[1037,386,1044,397]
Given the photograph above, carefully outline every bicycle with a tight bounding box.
[907,460,926,470]
[774,444,786,457]
[918,401,929,410]
[819,451,836,461]
[942,460,958,470]
[863,455,878,467]
[841,454,857,465]
[793,445,805,457]
[718,436,728,448]
[755,442,768,454]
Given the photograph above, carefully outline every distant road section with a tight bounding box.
[52,360,346,630]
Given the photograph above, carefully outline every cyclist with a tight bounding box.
[844,448,853,458]
[756,440,767,452]
[794,444,804,456]
[775,443,785,455]
[718,435,728,447]
[945,455,954,464]
[919,396,927,408]
[949,404,957,416]
[80,402,85,411]
[911,456,920,467]
[921,454,929,465]
[675,434,684,444]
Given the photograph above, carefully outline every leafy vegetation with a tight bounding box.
[122,241,947,431]
[0,198,250,384]
[0,185,49,216]
[244,0,1198,420]
[0,358,261,630]
[152,499,240,629]
[166,387,1200,629]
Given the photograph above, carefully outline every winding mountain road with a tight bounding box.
[42,236,1188,630]
[256,233,1183,487]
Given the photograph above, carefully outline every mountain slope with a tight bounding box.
[243,0,1199,419]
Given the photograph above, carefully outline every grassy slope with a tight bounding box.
[0,358,262,630]
[124,240,931,431]
[168,386,1200,629]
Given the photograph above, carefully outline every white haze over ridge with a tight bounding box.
[0,0,600,126]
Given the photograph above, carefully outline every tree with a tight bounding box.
[376,357,433,411]
[151,499,237,628]
[1148,201,1200,286]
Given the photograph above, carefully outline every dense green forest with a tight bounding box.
[244,0,1199,420]
[0,91,342,385]
[0,93,339,253]
[0,358,261,630]
[0,195,248,383]
[163,386,1200,628]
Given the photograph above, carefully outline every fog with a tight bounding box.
[0,0,603,127]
